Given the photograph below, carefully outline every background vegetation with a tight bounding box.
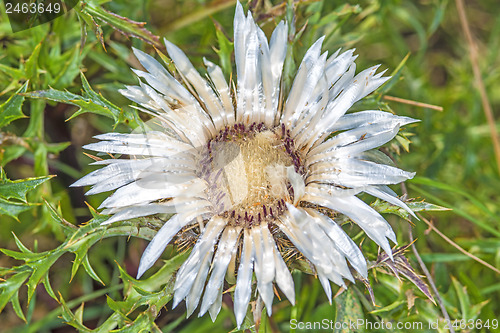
[1,0,499,332]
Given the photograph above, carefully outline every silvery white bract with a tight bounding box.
[73,2,418,327]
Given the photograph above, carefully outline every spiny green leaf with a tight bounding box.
[395,133,412,152]
[372,198,449,221]
[75,303,85,325]
[11,233,33,254]
[0,168,53,202]
[0,64,24,81]
[214,19,234,78]
[0,81,29,127]
[59,294,92,332]
[0,248,44,261]
[11,290,26,322]
[23,87,122,121]
[62,218,158,254]
[78,71,123,121]
[369,299,406,314]
[82,3,160,48]
[70,238,95,282]
[103,253,188,325]
[406,201,451,212]
[0,270,31,314]
[43,199,77,234]
[82,255,105,286]
[25,43,42,81]
[128,251,189,292]
[113,312,156,333]
[106,296,134,318]
[131,285,154,297]
[377,52,410,95]
[0,198,34,221]
[26,251,64,303]
[0,145,28,167]
[334,288,364,333]
[42,273,57,301]
[52,45,82,89]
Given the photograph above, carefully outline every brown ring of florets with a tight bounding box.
[197,122,304,228]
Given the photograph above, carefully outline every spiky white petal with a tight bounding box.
[186,251,213,317]
[303,189,397,259]
[101,200,208,225]
[208,285,223,322]
[199,226,241,316]
[307,209,368,278]
[272,241,295,304]
[204,58,235,126]
[282,37,327,126]
[234,229,255,327]
[98,177,206,209]
[173,216,226,308]
[137,214,190,278]
[252,225,275,315]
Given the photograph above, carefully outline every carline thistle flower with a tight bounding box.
[73,2,418,327]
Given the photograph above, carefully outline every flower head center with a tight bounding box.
[199,123,302,227]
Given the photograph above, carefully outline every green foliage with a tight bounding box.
[334,288,364,333]
[1,0,499,332]
[24,72,126,124]
[214,22,234,79]
[372,197,450,221]
[0,168,52,202]
[0,168,52,220]
[78,1,160,49]
[0,82,29,128]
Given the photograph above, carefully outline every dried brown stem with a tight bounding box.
[383,95,443,112]
[417,214,500,275]
[455,0,500,174]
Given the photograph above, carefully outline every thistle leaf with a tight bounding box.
[59,294,92,332]
[0,168,53,202]
[372,198,450,221]
[0,198,33,221]
[0,270,31,314]
[82,3,160,48]
[23,87,122,122]
[82,255,105,286]
[334,288,364,333]
[213,19,234,78]
[26,251,63,303]
[0,82,29,128]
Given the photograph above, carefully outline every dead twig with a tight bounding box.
[383,95,443,112]
[455,0,500,174]
[417,213,500,275]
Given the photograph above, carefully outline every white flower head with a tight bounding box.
[73,2,418,327]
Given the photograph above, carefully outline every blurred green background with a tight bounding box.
[1,0,499,332]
